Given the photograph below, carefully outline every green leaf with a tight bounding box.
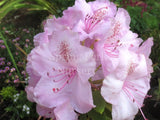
[78,114,88,120]
[92,79,103,84]
[0,0,25,21]
[0,86,17,100]
[104,105,112,119]
[93,90,106,114]
[0,0,6,6]
[88,109,111,120]
[105,102,112,112]
[5,106,15,112]
[0,0,59,21]
[143,12,159,29]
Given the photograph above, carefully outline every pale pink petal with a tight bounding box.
[58,0,91,30]
[89,0,117,18]
[36,104,55,119]
[33,31,49,47]
[91,67,104,81]
[95,40,119,75]
[125,77,150,107]
[101,74,124,105]
[112,49,132,79]
[25,86,35,102]
[87,20,112,39]
[54,102,78,120]
[72,20,89,40]
[115,8,131,29]
[104,8,131,42]
[112,93,138,120]
[138,37,153,57]
[33,76,70,108]
[44,16,67,35]
[120,31,140,49]
[127,54,148,79]
[27,44,56,76]
[74,0,91,16]
[138,38,154,75]
[70,77,95,113]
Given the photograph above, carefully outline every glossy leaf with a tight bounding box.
[93,90,106,114]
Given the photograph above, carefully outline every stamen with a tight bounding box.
[145,95,152,99]
[103,40,121,58]
[103,44,119,57]
[123,86,148,120]
[106,22,121,42]
[54,73,76,92]
[48,68,77,93]
[127,81,145,89]
[85,7,108,33]
[123,87,135,102]
[47,72,66,78]
[125,84,146,98]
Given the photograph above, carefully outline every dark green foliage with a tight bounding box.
[0,86,17,100]
[93,90,106,114]
[0,24,39,119]
[0,90,37,120]
[78,90,112,120]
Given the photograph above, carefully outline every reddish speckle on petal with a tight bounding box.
[47,72,49,76]
[53,68,56,71]
[59,41,71,62]
[130,44,134,47]
[53,88,56,92]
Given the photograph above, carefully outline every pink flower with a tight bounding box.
[74,0,116,39]
[51,0,117,40]
[34,16,69,47]
[25,30,96,119]
[95,8,141,76]
[136,37,154,78]
[35,0,117,48]
[101,39,153,120]
[25,0,154,119]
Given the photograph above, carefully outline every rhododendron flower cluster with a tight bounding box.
[25,0,153,120]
